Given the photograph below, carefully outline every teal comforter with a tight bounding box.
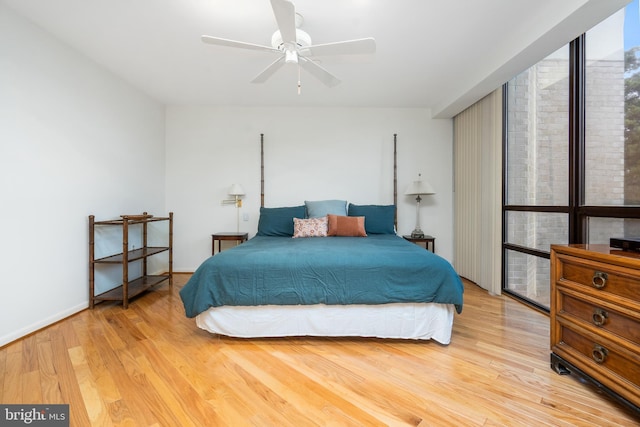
[180,234,463,318]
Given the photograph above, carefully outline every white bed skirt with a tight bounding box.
[195,302,455,345]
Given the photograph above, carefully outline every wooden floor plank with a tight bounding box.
[0,275,638,426]
[37,340,64,404]
[3,349,22,404]
[68,346,113,427]
[49,328,91,426]
[21,370,43,403]
[21,334,39,373]
[136,338,226,426]
[71,314,122,404]
[83,318,156,426]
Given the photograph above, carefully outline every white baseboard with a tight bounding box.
[0,302,87,348]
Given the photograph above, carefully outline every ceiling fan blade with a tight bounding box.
[201,35,279,53]
[251,56,286,83]
[270,0,297,43]
[298,56,341,87]
[302,38,376,57]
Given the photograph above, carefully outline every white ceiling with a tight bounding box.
[2,0,630,117]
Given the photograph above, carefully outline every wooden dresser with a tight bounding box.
[550,244,640,412]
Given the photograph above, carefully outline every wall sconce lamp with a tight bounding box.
[222,184,245,232]
[404,173,435,238]
[227,184,245,208]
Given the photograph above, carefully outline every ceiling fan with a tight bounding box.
[201,0,376,90]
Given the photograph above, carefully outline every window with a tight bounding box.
[503,0,640,311]
[585,6,633,207]
[504,46,570,310]
[583,0,640,245]
[506,47,569,208]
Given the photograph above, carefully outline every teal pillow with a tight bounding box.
[348,204,396,234]
[305,200,348,218]
[257,206,306,236]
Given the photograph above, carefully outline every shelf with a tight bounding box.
[93,275,170,302]
[94,246,169,263]
[89,212,173,309]
[94,216,171,226]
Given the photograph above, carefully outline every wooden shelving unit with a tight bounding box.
[89,212,173,309]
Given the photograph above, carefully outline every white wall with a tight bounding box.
[0,4,166,346]
[165,106,454,271]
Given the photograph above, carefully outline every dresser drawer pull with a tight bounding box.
[591,271,608,289]
[592,344,609,364]
[592,308,608,327]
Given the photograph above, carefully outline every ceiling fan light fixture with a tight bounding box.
[285,49,298,64]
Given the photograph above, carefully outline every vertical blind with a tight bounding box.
[453,88,502,295]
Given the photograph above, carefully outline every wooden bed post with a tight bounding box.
[394,134,398,230]
[261,133,265,208]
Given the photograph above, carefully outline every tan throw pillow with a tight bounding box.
[327,215,367,237]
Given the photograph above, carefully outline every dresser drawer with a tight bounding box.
[560,291,640,348]
[551,245,640,411]
[556,326,640,399]
[559,256,640,303]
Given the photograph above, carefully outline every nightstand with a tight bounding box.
[212,232,248,255]
[403,235,435,253]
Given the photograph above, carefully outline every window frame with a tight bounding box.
[502,32,640,312]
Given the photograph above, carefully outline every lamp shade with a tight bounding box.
[404,174,435,195]
[228,184,245,196]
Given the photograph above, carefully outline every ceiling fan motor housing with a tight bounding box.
[271,28,312,51]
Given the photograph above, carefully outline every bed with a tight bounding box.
[179,135,464,344]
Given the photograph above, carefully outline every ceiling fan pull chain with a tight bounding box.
[298,65,301,95]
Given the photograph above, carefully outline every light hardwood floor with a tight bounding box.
[1,274,638,426]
